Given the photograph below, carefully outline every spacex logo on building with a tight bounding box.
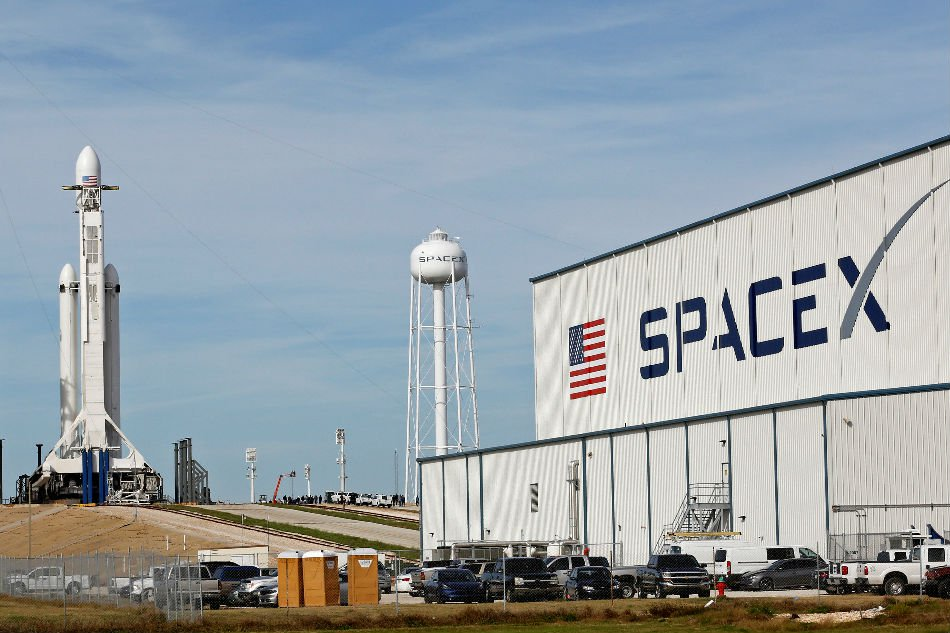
[638,180,949,380]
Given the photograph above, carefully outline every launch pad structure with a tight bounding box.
[26,147,162,504]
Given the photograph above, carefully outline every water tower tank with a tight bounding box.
[410,227,467,284]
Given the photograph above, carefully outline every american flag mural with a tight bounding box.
[568,317,606,399]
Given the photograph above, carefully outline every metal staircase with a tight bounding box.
[653,482,734,553]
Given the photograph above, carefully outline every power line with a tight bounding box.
[0,185,57,340]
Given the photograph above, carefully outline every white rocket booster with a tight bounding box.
[58,263,79,455]
[48,146,138,462]
[34,146,161,503]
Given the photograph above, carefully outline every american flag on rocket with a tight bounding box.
[82,175,98,187]
[568,317,606,400]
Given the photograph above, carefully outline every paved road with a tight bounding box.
[211,504,418,550]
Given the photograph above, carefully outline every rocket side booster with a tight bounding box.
[58,263,79,455]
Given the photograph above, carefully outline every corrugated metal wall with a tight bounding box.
[442,457,468,544]
[421,387,949,562]
[648,425,687,544]
[584,436,613,549]
[421,461,444,552]
[533,140,949,441]
[612,431,649,564]
[774,405,825,548]
[727,411,777,545]
[686,418,728,486]
[466,455,482,540]
[478,441,582,543]
[826,390,950,536]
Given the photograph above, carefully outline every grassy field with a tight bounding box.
[165,506,406,552]
[2,593,950,633]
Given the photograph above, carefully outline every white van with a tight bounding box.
[660,540,755,576]
[713,545,823,583]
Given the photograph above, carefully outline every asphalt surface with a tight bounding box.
[210,504,419,550]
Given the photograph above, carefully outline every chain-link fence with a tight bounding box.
[0,553,215,622]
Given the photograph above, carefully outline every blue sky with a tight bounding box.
[0,1,947,502]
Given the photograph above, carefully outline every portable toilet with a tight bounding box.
[303,551,340,606]
[277,551,305,607]
[346,548,379,605]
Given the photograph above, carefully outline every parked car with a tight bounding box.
[395,567,419,592]
[733,558,825,591]
[201,561,239,575]
[482,557,560,602]
[410,566,445,597]
[713,545,822,587]
[423,568,484,603]
[120,566,164,603]
[230,576,279,607]
[858,544,950,595]
[545,555,611,586]
[564,566,619,600]
[5,566,91,596]
[825,560,869,595]
[378,566,393,594]
[154,564,221,609]
[257,580,278,607]
[924,566,950,598]
[213,566,261,604]
[635,554,711,599]
[373,495,394,507]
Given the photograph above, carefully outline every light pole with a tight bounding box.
[0,438,4,504]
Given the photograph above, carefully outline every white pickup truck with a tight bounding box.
[6,566,91,596]
[857,544,950,595]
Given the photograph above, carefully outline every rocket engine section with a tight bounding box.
[28,146,162,504]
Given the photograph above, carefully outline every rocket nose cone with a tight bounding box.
[59,263,77,284]
[104,263,119,284]
[75,145,101,186]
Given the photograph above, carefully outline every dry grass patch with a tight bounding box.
[2,593,950,633]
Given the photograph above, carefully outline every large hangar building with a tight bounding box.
[419,135,950,563]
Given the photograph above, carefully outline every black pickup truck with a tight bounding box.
[635,554,711,599]
[481,557,561,602]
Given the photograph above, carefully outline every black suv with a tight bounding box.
[482,557,560,602]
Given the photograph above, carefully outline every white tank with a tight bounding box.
[410,227,467,284]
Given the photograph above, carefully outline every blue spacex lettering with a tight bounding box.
[639,256,887,379]
[637,179,950,380]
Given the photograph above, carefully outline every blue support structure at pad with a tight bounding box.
[98,450,110,504]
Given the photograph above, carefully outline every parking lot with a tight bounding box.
[376,587,837,605]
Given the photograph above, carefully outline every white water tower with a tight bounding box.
[406,227,480,499]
